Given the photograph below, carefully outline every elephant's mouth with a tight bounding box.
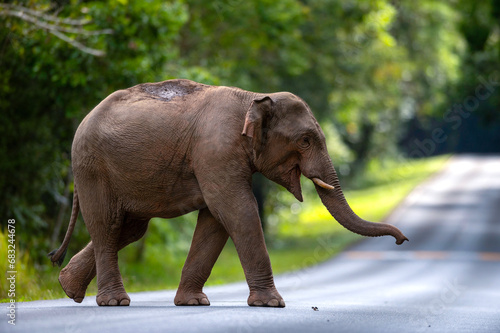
[286,165,335,201]
[287,165,303,202]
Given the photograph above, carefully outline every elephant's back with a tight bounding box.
[75,80,209,141]
[130,79,209,103]
[71,80,212,176]
[79,79,210,127]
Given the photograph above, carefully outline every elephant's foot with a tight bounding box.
[248,288,286,307]
[174,290,210,306]
[59,261,96,303]
[96,288,130,306]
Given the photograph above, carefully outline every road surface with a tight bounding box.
[3,155,500,332]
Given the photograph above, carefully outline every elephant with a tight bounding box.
[49,79,408,307]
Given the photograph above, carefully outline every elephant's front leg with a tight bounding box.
[175,208,229,305]
[197,176,285,307]
[229,206,285,308]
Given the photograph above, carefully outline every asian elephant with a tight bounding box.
[49,79,408,307]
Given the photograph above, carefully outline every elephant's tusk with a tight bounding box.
[312,177,335,190]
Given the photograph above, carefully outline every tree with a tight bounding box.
[450,0,500,152]
[0,3,112,56]
[398,0,500,155]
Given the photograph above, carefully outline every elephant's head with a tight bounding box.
[242,93,408,244]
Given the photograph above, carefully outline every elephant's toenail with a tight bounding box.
[187,299,199,305]
[267,299,279,307]
[252,301,264,306]
[74,297,83,303]
[120,299,130,306]
[108,299,118,306]
[200,298,210,305]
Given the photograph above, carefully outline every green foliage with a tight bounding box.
[0,229,66,301]
[178,0,309,90]
[400,0,500,154]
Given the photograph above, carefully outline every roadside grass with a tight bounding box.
[0,232,66,302]
[0,155,449,302]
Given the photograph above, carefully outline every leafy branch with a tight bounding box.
[0,3,113,56]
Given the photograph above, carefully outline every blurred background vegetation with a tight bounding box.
[1,0,499,300]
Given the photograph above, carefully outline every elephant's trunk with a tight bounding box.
[312,163,408,245]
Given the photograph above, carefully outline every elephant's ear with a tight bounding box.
[242,96,273,158]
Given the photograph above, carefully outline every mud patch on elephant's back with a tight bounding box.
[140,80,202,102]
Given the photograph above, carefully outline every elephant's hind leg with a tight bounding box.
[91,209,130,306]
[174,208,229,306]
[59,242,96,303]
[59,218,149,303]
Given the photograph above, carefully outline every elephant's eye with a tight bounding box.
[298,136,311,149]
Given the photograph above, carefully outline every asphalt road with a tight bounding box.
[4,155,500,333]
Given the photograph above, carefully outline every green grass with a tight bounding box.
[0,232,66,302]
[0,155,449,302]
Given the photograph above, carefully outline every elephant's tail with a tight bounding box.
[48,186,79,267]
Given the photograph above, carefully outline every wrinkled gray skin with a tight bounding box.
[50,79,408,307]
